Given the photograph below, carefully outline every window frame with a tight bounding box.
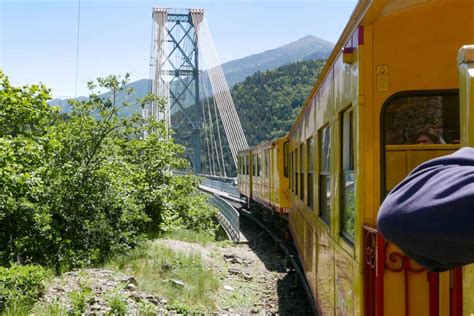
[340,108,355,243]
[380,89,460,200]
[319,125,331,225]
[264,149,270,178]
[295,148,299,196]
[307,137,315,209]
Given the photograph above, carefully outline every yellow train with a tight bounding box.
[237,0,474,314]
[237,136,290,216]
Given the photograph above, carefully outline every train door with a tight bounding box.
[378,91,461,316]
[459,45,474,313]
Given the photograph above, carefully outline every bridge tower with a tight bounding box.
[150,8,204,173]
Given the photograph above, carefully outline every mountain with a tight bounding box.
[222,35,333,87]
[173,59,326,175]
[49,35,333,113]
[233,59,325,146]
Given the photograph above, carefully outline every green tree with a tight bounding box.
[0,71,216,269]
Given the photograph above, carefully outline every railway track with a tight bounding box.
[237,205,317,315]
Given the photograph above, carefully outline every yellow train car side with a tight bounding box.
[286,0,474,315]
[237,136,290,215]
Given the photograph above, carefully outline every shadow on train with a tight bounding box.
[238,215,313,315]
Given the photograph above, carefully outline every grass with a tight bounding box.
[105,240,220,313]
[161,228,231,246]
[162,229,217,244]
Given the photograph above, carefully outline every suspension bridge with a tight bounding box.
[144,8,248,177]
[144,8,249,241]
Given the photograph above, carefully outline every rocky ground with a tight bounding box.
[37,216,312,315]
[213,215,313,315]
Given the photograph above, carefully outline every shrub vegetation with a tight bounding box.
[0,71,218,270]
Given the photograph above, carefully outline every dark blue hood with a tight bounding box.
[378,147,474,272]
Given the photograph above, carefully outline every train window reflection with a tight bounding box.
[341,109,355,242]
[384,93,459,145]
[299,144,304,201]
[319,126,331,225]
[264,150,270,178]
[295,148,298,196]
[283,141,289,178]
[307,137,315,209]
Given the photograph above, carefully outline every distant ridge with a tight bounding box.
[222,35,333,87]
[49,35,333,113]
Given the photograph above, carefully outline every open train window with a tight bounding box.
[319,126,331,225]
[299,144,304,201]
[289,151,292,190]
[384,93,459,145]
[382,91,460,198]
[264,150,270,178]
[258,153,262,177]
[283,141,289,178]
[253,154,257,176]
[295,148,299,196]
[341,109,355,242]
[307,137,315,209]
[246,154,250,175]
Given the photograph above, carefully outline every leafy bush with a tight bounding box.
[0,264,48,312]
[0,70,218,269]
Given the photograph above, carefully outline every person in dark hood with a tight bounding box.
[377,147,474,272]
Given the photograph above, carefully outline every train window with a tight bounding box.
[283,141,289,178]
[247,154,250,175]
[253,154,257,176]
[258,154,262,177]
[307,137,315,209]
[299,144,304,201]
[295,148,299,196]
[384,93,460,145]
[341,110,355,242]
[264,150,270,178]
[319,126,331,224]
[289,152,294,191]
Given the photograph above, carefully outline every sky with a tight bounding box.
[0,0,357,98]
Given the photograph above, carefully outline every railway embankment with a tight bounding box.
[26,217,311,315]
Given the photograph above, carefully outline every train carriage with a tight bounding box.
[238,0,474,314]
[285,0,474,315]
[237,136,290,216]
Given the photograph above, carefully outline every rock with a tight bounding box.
[161,262,172,271]
[126,283,137,291]
[131,291,142,302]
[228,268,242,275]
[120,276,138,287]
[250,307,260,314]
[90,303,102,310]
[243,272,253,281]
[223,285,234,291]
[170,279,185,287]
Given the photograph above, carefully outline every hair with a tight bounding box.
[412,127,441,144]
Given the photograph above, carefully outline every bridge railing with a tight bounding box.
[207,193,240,242]
[200,177,240,198]
[174,170,240,198]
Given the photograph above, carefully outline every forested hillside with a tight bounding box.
[233,59,325,146]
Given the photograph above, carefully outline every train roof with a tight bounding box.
[237,135,288,155]
[289,0,401,134]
